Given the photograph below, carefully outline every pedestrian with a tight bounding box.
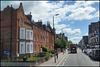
[56,53,58,59]
[82,49,83,52]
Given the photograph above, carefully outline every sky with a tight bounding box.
[1,1,99,44]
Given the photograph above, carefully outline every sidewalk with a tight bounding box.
[38,49,68,66]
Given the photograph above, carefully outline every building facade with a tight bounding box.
[88,21,99,48]
[0,3,54,59]
[56,33,68,42]
[79,36,88,49]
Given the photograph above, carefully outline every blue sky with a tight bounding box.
[1,1,99,44]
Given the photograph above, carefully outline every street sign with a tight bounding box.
[2,50,11,55]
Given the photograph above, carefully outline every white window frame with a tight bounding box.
[26,29,33,40]
[26,42,30,53]
[20,42,25,54]
[30,30,33,40]
[26,30,30,40]
[26,42,33,53]
[30,42,33,53]
[20,28,25,39]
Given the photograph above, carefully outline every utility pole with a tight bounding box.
[53,14,59,63]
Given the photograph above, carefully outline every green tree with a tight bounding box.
[61,38,67,49]
[54,39,61,49]
[66,40,72,48]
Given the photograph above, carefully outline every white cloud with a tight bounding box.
[85,32,88,36]
[1,1,98,23]
[63,28,81,36]
[1,1,98,36]
[69,37,82,44]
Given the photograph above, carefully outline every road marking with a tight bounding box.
[56,50,68,66]
[62,53,68,66]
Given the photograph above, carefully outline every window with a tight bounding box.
[41,45,42,52]
[37,27,38,32]
[20,18,22,25]
[30,42,33,53]
[26,29,33,40]
[30,30,33,40]
[40,30,42,34]
[37,35,39,41]
[26,42,33,53]
[20,42,25,54]
[20,28,25,39]
[26,43,30,53]
[26,31,30,39]
[34,34,36,41]
[43,37,44,42]
[34,45,36,52]
[41,36,42,42]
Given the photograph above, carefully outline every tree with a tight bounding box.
[61,38,66,49]
[54,39,61,49]
[66,40,72,48]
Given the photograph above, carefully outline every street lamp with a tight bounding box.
[53,14,59,63]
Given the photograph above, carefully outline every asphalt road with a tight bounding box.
[63,48,100,66]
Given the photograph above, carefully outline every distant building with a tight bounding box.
[56,33,68,42]
[79,36,88,49]
[0,3,54,59]
[88,21,99,48]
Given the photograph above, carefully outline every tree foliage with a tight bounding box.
[66,40,72,48]
[54,39,61,48]
[60,38,66,48]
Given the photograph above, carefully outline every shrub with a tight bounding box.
[37,52,46,57]
[42,47,49,52]
[48,50,51,53]
[45,53,50,60]
[51,50,55,54]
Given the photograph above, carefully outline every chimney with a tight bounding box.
[20,2,22,6]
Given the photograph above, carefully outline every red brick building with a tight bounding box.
[0,3,54,59]
[56,33,68,42]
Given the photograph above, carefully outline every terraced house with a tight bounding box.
[0,3,54,59]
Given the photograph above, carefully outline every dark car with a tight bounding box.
[89,49,100,60]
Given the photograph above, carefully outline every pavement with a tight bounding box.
[38,49,68,66]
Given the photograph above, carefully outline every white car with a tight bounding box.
[86,49,92,55]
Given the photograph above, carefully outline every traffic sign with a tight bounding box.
[2,50,11,55]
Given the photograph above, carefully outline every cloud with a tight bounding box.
[1,1,98,36]
[69,37,82,44]
[85,32,88,36]
[63,28,81,36]
[1,1,99,23]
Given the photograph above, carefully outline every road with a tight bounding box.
[63,48,100,66]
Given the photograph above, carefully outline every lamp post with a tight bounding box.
[53,14,59,63]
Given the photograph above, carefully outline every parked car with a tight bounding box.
[83,48,87,53]
[87,49,92,55]
[89,49,100,60]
